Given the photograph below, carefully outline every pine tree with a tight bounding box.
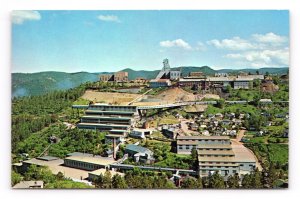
[181,177,198,188]
[191,148,198,170]
[251,169,263,188]
[227,174,240,188]
[112,174,128,189]
[241,174,252,188]
[209,172,225,189]
[103,171,112,188]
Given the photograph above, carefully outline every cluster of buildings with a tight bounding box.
[178,73,264,90]
[147,58,265,90]
[149,59,181,88]
[196,113,244,136]
[98,59,265,91]
[176,136,256,177]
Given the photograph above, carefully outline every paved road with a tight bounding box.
[232,130,262,171]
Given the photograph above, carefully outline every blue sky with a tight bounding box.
[12,10,289,73]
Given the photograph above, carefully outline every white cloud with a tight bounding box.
[209,33,289,67]
[195,42,206,51]
[97,15,121,23]
[207,37,256,51]
[225,48,289,67]
[12,10,41,25]
[252,32,288,45]
[160,39,192,50]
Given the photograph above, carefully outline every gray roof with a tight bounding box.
[36,156,59,161]
[177,136,230,140]
[125,144,152,154]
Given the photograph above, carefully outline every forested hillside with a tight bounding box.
[11,84,87,155]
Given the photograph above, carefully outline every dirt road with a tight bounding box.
[180,119,200,136]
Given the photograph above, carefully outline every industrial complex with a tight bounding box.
[13,58,289,189]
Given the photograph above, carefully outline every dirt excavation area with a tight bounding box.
[81,90,142,105]
[156,87,201,103]
[81,88,220,106]
[153,87,220,103]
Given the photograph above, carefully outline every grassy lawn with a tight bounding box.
[267,137,288,143]
[245,143,288,166]
[248,136,268,144]
[156,115,179,125]
[224,104,259,116]
[206,104,260,116]
[206,105,223,115]
[267,144,288,164]
[154,153,192,169]
[228,90,260,101]
[151,131,166,138]
[245,131,257,136]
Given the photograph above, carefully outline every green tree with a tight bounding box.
[225,85,233,93]
[11,170,22,186]
[216,99,225,109]
[112,174,128,189]
[208,172,225,188]
[241,174,252,188]
[103,171,112,188]
[56,171,65,180]
[181,177,202,189]
[251,169,263,188]
[190,148,198,170]
[264,163,278,188]
[94,173,104,188]
[227,174,240,188]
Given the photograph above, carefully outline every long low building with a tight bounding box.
[178,74,264,90]
[64,154,116,171]
[177,136,231,154]
[176,135,256,177]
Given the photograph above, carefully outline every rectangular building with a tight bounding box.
[100,74,113,82]
[114,71,129,82]
[170,70,181,80]
[64,155,116,171]
[189,72,204,77]
[77,104,138,143]
[99,71,129,83]
[176,135,256,177]
[149,79,171,88]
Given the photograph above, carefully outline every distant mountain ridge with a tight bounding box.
[12,71,99,98]
[12,66,288,97]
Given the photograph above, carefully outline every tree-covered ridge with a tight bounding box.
[12,67,288,97]
[12,85,86,154]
